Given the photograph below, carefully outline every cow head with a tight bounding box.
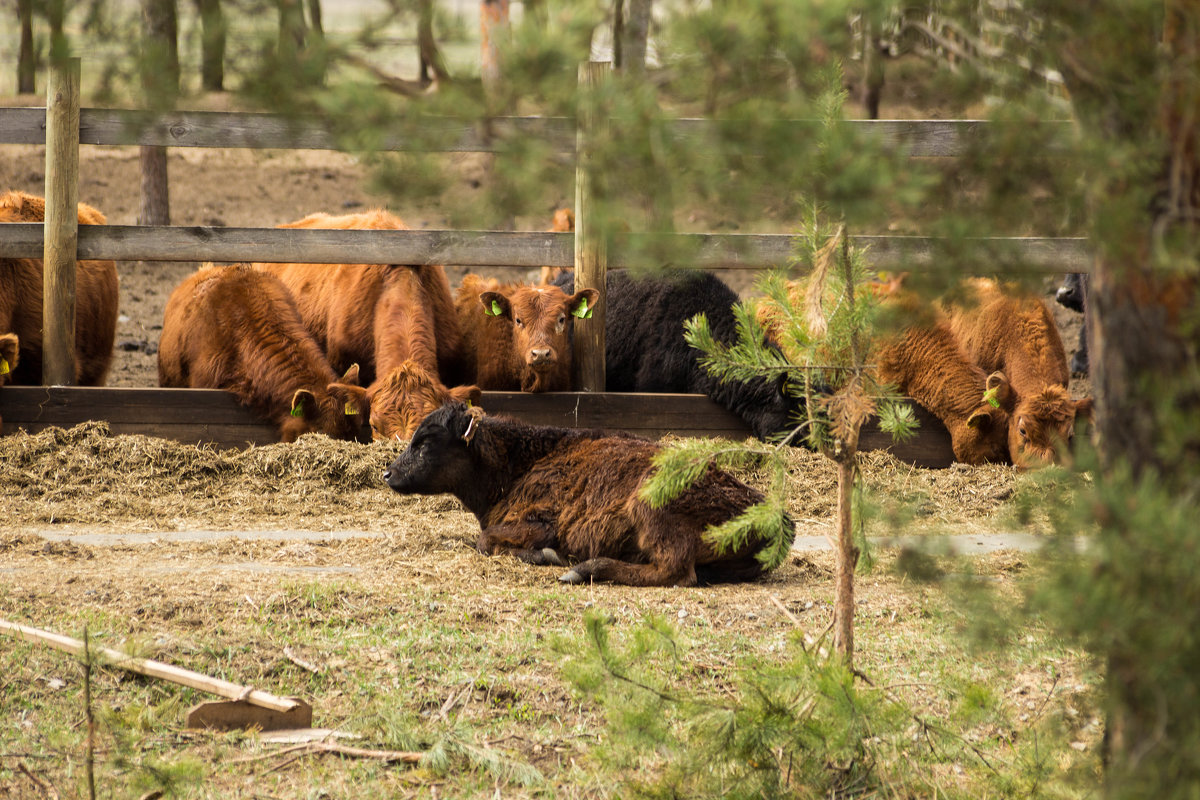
[280,364,369,443]
[383,401,482,496]
[1000,378,1091,468]
[0,333,18,387]
[478,285,600,392]
[368,360,482,442]
[946,371,1012,464]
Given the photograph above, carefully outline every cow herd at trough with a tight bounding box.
[0,188,1092,586]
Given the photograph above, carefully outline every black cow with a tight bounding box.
[1055,273,1089,376]
[382,403,795,587]
[554,270,806,441]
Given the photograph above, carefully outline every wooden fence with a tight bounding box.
[0,59,1087,466]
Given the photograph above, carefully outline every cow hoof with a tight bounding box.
[541,548,566,567]
[559,569,584,584]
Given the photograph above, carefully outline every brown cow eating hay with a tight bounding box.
[947,278,1092,467]
[383,403,795,587]
[256,208,477,440]
[159,264,368,443]
[454,274,598,392]
[0,190,119,386]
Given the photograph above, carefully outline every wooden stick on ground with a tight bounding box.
[0,619,300,713]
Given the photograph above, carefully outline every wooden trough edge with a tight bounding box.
[0,386,956,468]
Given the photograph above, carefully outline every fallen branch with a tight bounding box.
[234,741,423,766]
[283,646,322,675]
[0,619,300,713]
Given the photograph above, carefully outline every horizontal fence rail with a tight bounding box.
[0,107,1075,157]
[0,224,1092,271]
[0,387,956,468]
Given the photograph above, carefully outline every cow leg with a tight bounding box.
[477,523,565,566]
[559,503,698,587]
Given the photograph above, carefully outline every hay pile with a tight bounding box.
[0,422,1024,537]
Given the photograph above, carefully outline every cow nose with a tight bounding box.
[529,347,552,365]
[382,469,392,482]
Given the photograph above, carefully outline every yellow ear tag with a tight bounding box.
[0,358,8,376]
[982,386,1000,408]
[344,401,358,416]
[571,298,592,319]
[489,300,504,316]
[290,401,304,418]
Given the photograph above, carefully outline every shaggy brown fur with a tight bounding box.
[947,278,1092,467]
[384,403,794,587]
[0,332,17,429]
[0,190,119,385]
[756,278,1010,464]
[455,274,597,392]
[367,359,481,441]
[159,264,368,443]
[256,208,476,437]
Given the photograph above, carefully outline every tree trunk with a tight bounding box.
[417,0,450,85]
[1053,1,1200,787]
[480,0,509,109]
[46,0,66,64]
[277,0,307,66]
[832,452,859,660]
[305,0,323,37]
[619,0,652,74]
[139,0,178,227]
[861,14,884,120]
[17,0,35,94]
[194,0,226,92]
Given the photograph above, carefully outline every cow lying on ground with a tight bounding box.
[0,190,119,385]
[948,278,1092,467]
[159,264,368,443]
[455,274,598,392]
[553,270,803,441]
[383,403,795,586]
[255,208,476,440]
[1055,272,1090,376]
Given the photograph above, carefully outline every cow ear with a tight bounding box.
[1073,397,1094,423]
[570,288,600,319]
[329,382,369,417]
[966,407,994,430]
[461,405,485,443]
[479,291,511,319]
[984,371,1012,409]
[290,389,319,421]
[450,384,483,407]
[0,333,18,378]
[341,363,362,386]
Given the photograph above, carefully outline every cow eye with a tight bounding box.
[558,314,566,326]
[515,318,524,328]
[1018,420,1028,439]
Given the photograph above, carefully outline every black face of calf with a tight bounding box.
[382,403,477,496]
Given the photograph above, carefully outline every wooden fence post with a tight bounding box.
[573,61,610,392]
[43,57,80,386]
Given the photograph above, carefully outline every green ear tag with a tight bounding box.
[291,401,304,418]
[0,358,8,376]
[344,401,358,416]
[571,298,592,319]
[982,387,1000,408]
[489,300,503,316]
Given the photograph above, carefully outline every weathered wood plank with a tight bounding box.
[0,224,1092,272]
[0,108,1073,157]
[0,387,956,467]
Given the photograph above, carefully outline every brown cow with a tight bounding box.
[455,274,598,392]
[539,207,575,285]
[755,277,1010,463]
[0,333,17,430]
[367,359,481,441]
[159,264,368,443]
[947,278,1092,467]
[256,208,475,438]
[0,190,119,385]
[383,403,795,586]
